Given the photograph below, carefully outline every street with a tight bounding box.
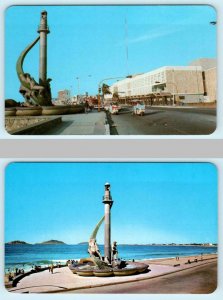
[110,106,216,135]
[68,260,217,294]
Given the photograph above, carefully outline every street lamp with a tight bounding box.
[76,77,80,103]
[75,75,92,103]
[98,76,126,112]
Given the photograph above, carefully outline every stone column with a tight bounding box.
[102,183,113,263]
[38,11,50,84]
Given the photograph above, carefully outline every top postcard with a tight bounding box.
[4,5,217,136]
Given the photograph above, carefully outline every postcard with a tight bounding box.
[5,162,217,293]
[4,5,217,135]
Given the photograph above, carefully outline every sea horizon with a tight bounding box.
[5,244,217,274]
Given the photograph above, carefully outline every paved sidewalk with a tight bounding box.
[9,255,217,293]
[43,111,107,135]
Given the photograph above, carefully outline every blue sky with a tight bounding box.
[5,5,216,100]
[5,162,217,245]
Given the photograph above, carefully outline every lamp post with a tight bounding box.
[75,75,92,104]
[98,76,126,112]
[76,77,80,103]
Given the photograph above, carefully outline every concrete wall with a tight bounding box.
[166,69,204,95]
[204,68,217,102]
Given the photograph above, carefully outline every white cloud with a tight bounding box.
[127,27,180,45]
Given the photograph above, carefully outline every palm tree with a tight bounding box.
[102,84,111,96]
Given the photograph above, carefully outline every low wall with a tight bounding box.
[6,116,62,135]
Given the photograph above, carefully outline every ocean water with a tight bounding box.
[5,244,217,273]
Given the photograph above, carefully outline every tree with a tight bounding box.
[102,84,111,96]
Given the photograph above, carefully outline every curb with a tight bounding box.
[104,111,111,135]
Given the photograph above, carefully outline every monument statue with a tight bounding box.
[16,11,52,106]
[68,183,149,276]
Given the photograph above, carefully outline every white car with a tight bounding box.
[109,102,121,114]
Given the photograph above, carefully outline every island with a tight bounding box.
[6,240,30,245]
[36,240,66,245]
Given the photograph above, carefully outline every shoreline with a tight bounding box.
[6,253,217,293]
[5,252,217,275]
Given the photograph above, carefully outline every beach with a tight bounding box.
[6,253,217,294]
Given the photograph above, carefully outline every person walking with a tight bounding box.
[85,101,89,114]
[50,264,54,274]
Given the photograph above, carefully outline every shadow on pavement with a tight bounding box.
[43,121,73,135]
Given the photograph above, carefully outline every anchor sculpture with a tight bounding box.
[68,183,149,277]
[16,11,52,106]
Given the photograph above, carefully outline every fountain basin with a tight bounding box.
[69,261,149,277]
[42,105,69,115]
[16,107,42,116]
[93,268,114,277]
[75,267,95,277]
[67,105,84,114]
[5,108,16,117]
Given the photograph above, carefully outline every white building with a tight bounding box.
[107,60,216,104]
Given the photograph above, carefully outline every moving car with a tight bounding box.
[132,100,145,116]
[109,102,121,114]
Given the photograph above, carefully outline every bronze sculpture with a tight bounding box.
[16,11,52,106]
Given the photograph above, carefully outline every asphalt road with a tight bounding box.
[110,106,216,135]
[68,261,217,294]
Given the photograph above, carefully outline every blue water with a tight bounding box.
[5,244,217,273]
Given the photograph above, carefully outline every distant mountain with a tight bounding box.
[77,242,88,245]
[6,240,30,245]
[36,240,66,245]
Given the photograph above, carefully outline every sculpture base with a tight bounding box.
[5,105,84,117]
[16,107,42,116]
[5,108,16,117]
[68,259,149,277]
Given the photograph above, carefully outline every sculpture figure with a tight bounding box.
[16,11,52,106]
[88,216,104,260]
[88,239,102,259]
[112,241,118,260]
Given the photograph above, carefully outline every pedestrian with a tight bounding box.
[50,264,54,274]
[85,101,89,113]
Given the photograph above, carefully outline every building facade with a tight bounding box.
[108,59,216,104]
[57,89,70,104]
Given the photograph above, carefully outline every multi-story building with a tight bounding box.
[107,58,216,105]
[57,89,70,104]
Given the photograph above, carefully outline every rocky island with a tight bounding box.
[6,240,30,245]
[36,240,66,245]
